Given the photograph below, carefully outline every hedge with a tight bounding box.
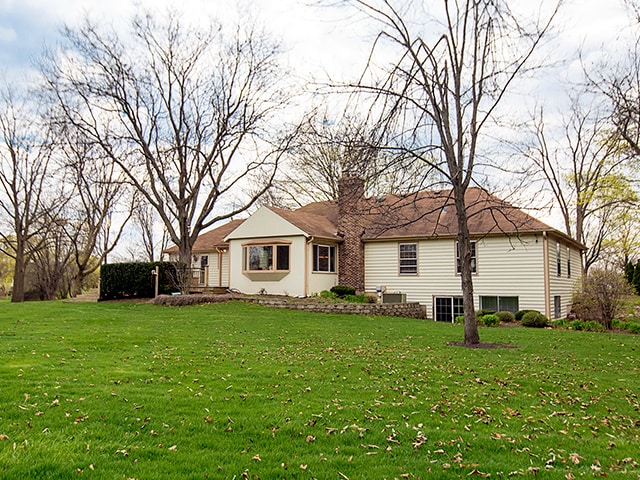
[100,262,177,300]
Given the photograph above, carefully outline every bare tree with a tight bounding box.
[342,0,559,345]
[55,124,134,296]
[43,9,295,292]
[572,268,632,330]
[0,85,61,302]
[269,110,436,207]
[523,97,636,272]
[28,212,74,300]
[587,1,640,157]
[131,200,168,262]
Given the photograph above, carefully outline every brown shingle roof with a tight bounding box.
[360,187,557,240]
[266,203,340,240]
[169,187,583,253]
[164,219,244,255]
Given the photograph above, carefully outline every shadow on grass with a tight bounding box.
[447,341,518,349]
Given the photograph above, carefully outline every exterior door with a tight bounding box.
[199,255,209,285]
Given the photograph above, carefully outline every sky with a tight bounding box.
[0,0,633,83]
[0,0,636,236]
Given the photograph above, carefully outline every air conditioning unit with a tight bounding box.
[382,293,406,303]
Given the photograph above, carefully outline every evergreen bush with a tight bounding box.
[480,314,500,327]
[496,311,515,323]
[330,285,356,298]
[521,311,549,328]
[515,309,537,321]
[100,262,175,300]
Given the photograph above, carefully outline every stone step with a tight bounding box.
[65,287,100,303]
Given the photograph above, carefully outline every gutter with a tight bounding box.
[542,231,551,318]
[305,236,314,297]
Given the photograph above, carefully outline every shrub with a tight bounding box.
[583,320,605,332]
[476,309,496,318]
[480,314,500,327]
[455,315,465,324]
[624,261,635,286]
[515,309,537,321]
[330,285,356,298]
[320,290,338,299]
[570,319,586,331]
[521,311,549,328]
[627,323,640,334]
[100,261,175,300]
[496,311,515,323]
[570,319,604,332]
[634,260,640,295]
[572,268,633,330]
[552,318,570,328]
[343,294,367,303]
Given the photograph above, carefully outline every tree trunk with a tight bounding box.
[71,272,84,297]
[177,239,192,295]
[11,250,26,303]
[454,188,480,345]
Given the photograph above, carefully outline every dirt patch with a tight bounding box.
[447,342,518,349]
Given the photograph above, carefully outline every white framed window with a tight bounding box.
[243,243,290,272]
[399,243,418,275]
[313,244,336,273]
[566,246,571,278]
[456,241,477,274]
[556,242,562,277]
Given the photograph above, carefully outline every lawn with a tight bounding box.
[0,300,638,479]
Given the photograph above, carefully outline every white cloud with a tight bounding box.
[0,25,17,43]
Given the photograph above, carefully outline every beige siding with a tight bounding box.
[229,235,307,296]
[365,234,548,319]
[226,206,307,240]
[226,206,310,296]
[221,250,230,287]
[548,238,583,318]
[206,253,220,286]
[201,250,230,287]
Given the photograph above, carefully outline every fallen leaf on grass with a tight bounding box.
[0,435,9,440]
[569,453,582,465]
[300,464,307,470]
[306,435,316,443]
[252,454,261,462]
[168,445,177,451]
[468,469,491,477]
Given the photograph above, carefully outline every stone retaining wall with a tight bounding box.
[243,298,426,319]
[152,294,426,319]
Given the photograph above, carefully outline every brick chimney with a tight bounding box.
[337,173,365,292]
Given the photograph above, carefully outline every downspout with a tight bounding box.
[216,247,224,287]
[305,236,314,297]
[542,231,551,318]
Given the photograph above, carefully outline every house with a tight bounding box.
[164,219,244,292]
[167,175,585,321]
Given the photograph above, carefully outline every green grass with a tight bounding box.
[0,300,639,479]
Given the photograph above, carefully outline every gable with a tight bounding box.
[225,206,308,240]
